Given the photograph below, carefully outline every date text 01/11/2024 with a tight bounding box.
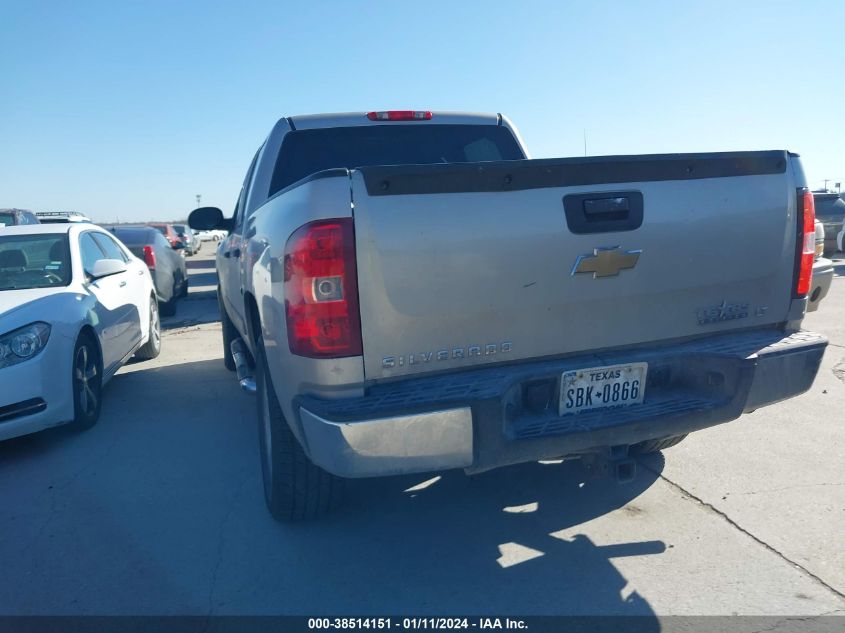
[307,617,528,630]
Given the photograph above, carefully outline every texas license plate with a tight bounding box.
[559,362,648,415]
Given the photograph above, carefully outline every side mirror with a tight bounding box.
[89,258,128,279]
[172,241,185,250]
[188,207,230,232]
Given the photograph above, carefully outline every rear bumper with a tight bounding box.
[808,258,834,312]
[295,329,827,478]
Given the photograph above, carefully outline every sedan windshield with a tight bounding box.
[0,234,71,290]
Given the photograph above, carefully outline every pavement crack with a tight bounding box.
[734,482,845,496]
[639,460,845,602]
[205,471,250,620]
[24,431,123,554]
[833,360,845,383]
[746,609,845,633]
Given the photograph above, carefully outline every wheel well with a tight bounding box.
[243,292,261,360]
[78,325,103,369]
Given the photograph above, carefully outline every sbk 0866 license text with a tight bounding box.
[308,618,527,630]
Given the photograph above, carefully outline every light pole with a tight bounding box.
[196,194,201,208]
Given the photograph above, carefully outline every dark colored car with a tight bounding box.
[813,192,845,253]
[0,208,40,226]
[107,226,188,316]
[172,223,199,256]
[148,223,185,251]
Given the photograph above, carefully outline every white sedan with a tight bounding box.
[0,224,160,441]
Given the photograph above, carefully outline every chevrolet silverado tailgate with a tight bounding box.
[351,151,799,380]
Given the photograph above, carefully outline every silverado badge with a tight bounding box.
[571,247,642,278]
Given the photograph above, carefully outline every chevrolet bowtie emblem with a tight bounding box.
[571,247,642,278]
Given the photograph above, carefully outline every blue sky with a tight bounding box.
[2,0,843,222]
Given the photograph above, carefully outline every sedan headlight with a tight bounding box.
[0,322,51,369]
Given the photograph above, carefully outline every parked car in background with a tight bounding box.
[836,214,845,253]
[148,223,184,251]
[0,224,160,442]
[196,229,226,242]
[813,192,845,253]
[106,226,187,316]
[172,223,199,256]
[35,211,92,224]
[0,209,40,226]
[808,219,833,312]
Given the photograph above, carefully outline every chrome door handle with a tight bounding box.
[119,281,127,287]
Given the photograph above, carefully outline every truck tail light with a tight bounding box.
[143,245,156,269]
[795,188,815,297]
[366,110,432,121]
[284,219,362,358]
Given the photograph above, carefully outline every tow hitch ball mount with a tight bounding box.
[581,447,637,484]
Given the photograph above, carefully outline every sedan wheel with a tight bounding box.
[72,333,102,429]
[135,297,161,360]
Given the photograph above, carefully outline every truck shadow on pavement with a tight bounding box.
[288,457,666,616]
[0,356,665,620]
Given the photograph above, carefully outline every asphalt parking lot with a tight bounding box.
[1,243,843,617]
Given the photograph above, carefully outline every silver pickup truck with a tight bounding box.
[190,110,827,521]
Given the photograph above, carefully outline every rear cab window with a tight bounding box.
[269,124,525,195]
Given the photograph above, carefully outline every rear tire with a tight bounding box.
[159,296,177,317]
[71,332,102,430]
[159,275,179,316]
[135,297,161,360]
[256,334,343,521]
[631,434,688,454]
[219,290,237,371]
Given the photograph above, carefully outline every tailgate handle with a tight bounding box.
[563,191,644,235]
[583,196,630,220]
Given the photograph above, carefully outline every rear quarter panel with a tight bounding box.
[246,173,365,425]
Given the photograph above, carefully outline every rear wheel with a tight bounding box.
[71,333,102,430]
[256,334,343,521]
[631,434,687,454]
[159,275,179,316]
[159,296,177,317]
[135,297,161,360]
